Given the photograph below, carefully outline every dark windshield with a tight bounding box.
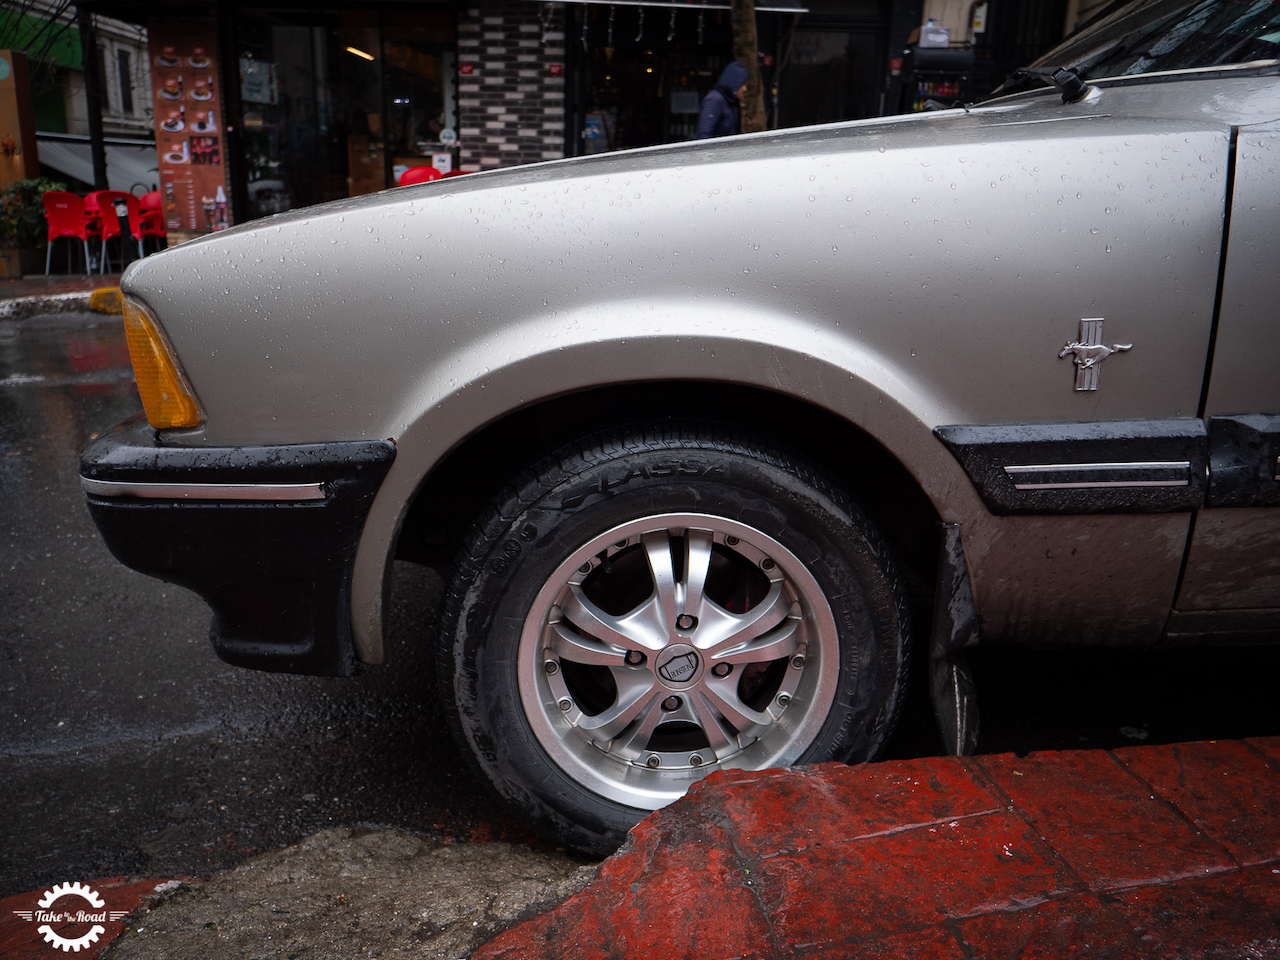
[996,0,1280,94]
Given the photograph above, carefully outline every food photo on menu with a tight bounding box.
[157,44,179,67]
[161,106,185,133]
[188,46,211,68]
[189,136,220,165]
[160,75,182,100]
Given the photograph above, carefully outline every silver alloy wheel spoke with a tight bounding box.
[682,530,714,616]
[549,621,629,666]
[694,582,791,655]
[701,672,774,731]
[562,583,668,653]
[608,690,668,756]
[575,670,660,737]
[642,531,680,627]
[690,690,739,757]
[710,615,802,666]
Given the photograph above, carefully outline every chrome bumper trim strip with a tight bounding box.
[81,477,326,501]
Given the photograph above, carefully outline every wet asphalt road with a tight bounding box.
[3,310,1279,898]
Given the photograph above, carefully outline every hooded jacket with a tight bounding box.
[694,62,749,139]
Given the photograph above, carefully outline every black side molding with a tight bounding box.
[934,419,1207,515]
[1206,414,1280,507]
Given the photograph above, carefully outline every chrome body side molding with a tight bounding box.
[935,420,1207,515]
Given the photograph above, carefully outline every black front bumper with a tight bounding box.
[80,414,396,677]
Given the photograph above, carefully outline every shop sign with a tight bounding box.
[459,63,475,75]
[240,59,277,105]
[149,24,232,233]
[548,63,564,76]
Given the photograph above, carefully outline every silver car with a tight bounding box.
[82,0,1280,855]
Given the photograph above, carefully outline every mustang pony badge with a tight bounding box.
[1059,318,1132,391]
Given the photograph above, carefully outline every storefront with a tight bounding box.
[560,0,892,156]
[81,0,929,240]
[231,7,458,218]
[125,2,463,239]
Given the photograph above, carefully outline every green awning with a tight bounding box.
[0,12,83,71]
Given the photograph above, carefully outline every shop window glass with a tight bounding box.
[383,10,457,181]
[579,6,733,152]
[235,8,382,219]
[777,30,883,126]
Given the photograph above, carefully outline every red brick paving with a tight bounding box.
[1111,865,1280,959]
[1114,739,1280,867]
[976,749,1236,891]
[477,738,1280,959]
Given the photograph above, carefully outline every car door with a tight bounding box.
[1172,118,1280,639]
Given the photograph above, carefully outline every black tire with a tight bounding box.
[438,422,911,855]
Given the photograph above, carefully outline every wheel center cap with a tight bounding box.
[656,643,702,689]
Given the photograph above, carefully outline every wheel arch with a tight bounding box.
[379,380,945,662]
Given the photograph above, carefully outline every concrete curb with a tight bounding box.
[0,292,96,321]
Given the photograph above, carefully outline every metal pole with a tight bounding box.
[77,5,109,190]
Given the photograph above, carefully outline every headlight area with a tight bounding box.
[122,296,203,429]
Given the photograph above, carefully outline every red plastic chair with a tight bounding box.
[440,169,468,178]
[138,190,167,254]
[85,190,144,273]
[398,165,443,186]
[41,191,93,275]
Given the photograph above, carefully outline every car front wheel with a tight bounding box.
[439,422,911,855]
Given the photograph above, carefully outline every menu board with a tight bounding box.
[148,24,232,233]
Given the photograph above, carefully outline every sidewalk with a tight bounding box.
[2,737,1277,959]
[478,738,1280,959]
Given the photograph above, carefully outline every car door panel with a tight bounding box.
[1179,121,1280,615]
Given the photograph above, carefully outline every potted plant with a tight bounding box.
[0,177,67,278]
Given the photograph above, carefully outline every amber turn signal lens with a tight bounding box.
[122,297,203,429]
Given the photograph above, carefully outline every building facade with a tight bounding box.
[51,0,1076,236]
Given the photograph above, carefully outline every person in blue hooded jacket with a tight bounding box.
[695,61,749,139]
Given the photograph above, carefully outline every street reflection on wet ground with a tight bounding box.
[2,310,1279,898]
